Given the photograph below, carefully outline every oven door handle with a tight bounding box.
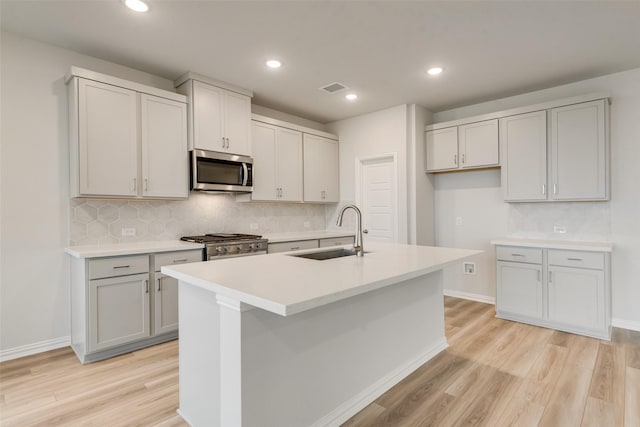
[242,163,249,186]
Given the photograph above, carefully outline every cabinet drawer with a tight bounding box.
[319,236,355,248]
[89,255,149,280]
[154,249,203,271]
[496,246,542,264]
[268,240,319,254]
[548,250,604,270]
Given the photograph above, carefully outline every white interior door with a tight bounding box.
[357,155,397,243]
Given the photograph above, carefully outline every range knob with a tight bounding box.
[216,246,227,253]
[249,243,256,250]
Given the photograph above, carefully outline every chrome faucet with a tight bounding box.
[336,204,365,257]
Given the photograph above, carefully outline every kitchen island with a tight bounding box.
[162,242,480,427]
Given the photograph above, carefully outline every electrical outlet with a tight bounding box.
[553,225,567,234]
[303,221,310,228]
[250,223,259,230]
[456,217,463,226]
[463,262,476,275]
[122,227,136,236]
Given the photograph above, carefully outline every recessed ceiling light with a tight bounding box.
[124,0,149,12]
[266,60,282,69]
[345,93,358,101]
[427,67,444,76]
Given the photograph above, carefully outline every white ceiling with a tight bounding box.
[2,1,640,123]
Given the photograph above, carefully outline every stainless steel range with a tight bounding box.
[180,233,268,260]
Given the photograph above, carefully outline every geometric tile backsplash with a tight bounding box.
[69,192,327,246]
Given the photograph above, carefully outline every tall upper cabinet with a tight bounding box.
[303,133,340,203]
[66,67,188,199]
[500,98,609,202]
[174,72,253,157]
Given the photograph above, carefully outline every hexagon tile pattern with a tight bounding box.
[69,193,327,246]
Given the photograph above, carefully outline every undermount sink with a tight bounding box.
[289,248,367,260]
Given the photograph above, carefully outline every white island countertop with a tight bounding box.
[162,242,481,316]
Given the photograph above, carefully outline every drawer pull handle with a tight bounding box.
[511,254,525,257]
[567,258,583,261]
[113,265,131,269]
[537,270,541,282]
[291,247,300,250]
[549,271,553,284]
[172,259,188,263]
[157,277,162,292]
[145,279,149,294]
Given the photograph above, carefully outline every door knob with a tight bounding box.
[363,229,368,234]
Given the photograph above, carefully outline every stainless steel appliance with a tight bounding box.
[180,233,267,260]
[191,149,253,193]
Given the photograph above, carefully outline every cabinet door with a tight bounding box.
[78,79,138,196]
[140,95,188,198]
[497,261,543,319]
[154,273,179,335]
[548,266,605,332]
[425,127,458,172]
[277,127,303,201]
[550,100,607,200]
[458,119,499,169]
[224,91,252,156]
[500,111,548,201]
[89,273,150,352]
[251,122,278,201]
[192,81,225,152]
[303,134,339,202]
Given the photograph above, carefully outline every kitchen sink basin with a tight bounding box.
[289,248,366,260]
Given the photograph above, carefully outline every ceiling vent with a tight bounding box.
[319,82,349,94]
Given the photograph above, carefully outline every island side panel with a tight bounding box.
[240,271,446,427]
[177,282,222,426]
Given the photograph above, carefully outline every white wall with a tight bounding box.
[326,105,410,242]
[433,68,640,326]
[0,32,327,357]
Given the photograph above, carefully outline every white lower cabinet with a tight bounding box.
[89,273,150,352]
[71,248,203,363]
[495,243,610,340]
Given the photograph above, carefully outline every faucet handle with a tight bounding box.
[363,229,368,234]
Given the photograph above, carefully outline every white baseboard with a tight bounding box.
[310,338,448,427]
[444,289,495,305]
[0,336,70,363]
[612,318,640,332]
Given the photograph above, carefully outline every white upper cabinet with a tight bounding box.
[67,68,189,199]
[175,73,253,156]
[140,95,188,199]
[77,79,138,197]
[426,127,458,171]
[500,111,548,201]
[458,119,499,169]
[251,121,303,202]
[425,119,498,172]
[550,99,608,201]
[303,134,339,203]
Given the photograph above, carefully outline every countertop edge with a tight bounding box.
[264,231,355,243]
[65,241,205,258]
[490,238,612,252]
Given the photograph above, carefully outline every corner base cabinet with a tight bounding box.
[69,248,202,363]
[493,240,611,340]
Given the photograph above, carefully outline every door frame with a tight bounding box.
[355,153,399,243]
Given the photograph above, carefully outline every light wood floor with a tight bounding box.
[1,297,638,426]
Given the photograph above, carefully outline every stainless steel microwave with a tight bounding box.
[191,149,253,193]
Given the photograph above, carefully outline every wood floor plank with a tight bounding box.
[516,343,569,406]
[487,395,545,427]
[538,362,593,427]
[582,396,619,427]
[588,341,626,424]
[625,367,640,427]
[341,402,386,427]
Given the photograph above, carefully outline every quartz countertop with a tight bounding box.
[263,231,354,243]
[162,242,481,316]
[65,240,204,258]
[490,237,612,252]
